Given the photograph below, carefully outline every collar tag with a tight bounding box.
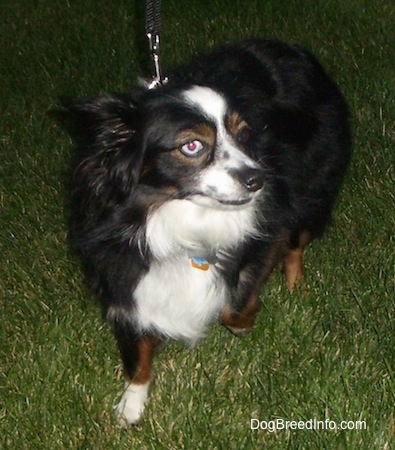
[190,256,210,271]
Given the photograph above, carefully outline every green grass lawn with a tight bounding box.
[1,0,394,448]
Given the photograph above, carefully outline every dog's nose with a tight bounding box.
[235,167,264,192]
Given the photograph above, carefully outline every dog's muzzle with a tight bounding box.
[232,167,264,193]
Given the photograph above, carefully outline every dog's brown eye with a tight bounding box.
[236,127,250,144]
[181,140,204,156]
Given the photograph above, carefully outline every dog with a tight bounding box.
[63,39,351,426]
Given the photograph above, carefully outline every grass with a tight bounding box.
[1,0,394,448]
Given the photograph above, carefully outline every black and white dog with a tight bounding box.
[64,39,351,426]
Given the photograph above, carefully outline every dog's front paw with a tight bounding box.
[115,382,150,427]
[225,325,253,337]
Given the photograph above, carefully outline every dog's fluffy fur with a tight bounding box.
[64,39,351,426]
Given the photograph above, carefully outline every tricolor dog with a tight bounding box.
[63,39,351,426]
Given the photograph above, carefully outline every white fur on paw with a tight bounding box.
[115,382,150,427]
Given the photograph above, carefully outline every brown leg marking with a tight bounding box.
[220,295,262,336]
[284,230,311,292]
[115,334,161,426]
[126,334,159,385]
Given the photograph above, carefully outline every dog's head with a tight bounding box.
[65,85,264,212]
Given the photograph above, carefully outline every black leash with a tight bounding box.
[145,0,168,88]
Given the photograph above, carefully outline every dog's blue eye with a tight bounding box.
[181,140,204,156]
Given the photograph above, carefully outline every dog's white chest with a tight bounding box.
[133,257,227,343]
[132,199,258,343]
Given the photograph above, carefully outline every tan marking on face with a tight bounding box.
[227,112,249,138]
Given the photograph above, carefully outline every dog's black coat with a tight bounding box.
[64,39,351,424]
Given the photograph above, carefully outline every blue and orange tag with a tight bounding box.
[190,256,210,271]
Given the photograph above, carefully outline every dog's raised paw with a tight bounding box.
[226,325,253,337]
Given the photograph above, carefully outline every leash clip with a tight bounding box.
[146,32,168,89]
[145,0,168,89]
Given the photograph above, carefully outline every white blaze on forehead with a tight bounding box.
[182,85,259,168]
[182,85,262,206]
[183,86,228,127]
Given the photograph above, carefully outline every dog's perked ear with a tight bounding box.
[62,94,143,208]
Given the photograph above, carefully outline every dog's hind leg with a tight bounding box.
[283,229,311,292]
[113,327,160,427]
